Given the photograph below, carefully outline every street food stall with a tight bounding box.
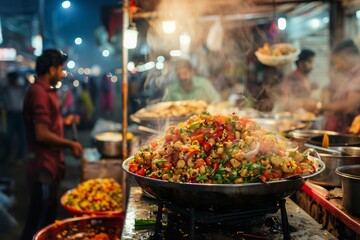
[31,0,360,239]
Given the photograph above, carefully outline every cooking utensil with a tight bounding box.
[122,156,325,210]
[304,143,351,156]
[71,121,78,141]
[336,165,360,216]
[94,131,133,158]
[309,147,360,187]
[33,215,124,240]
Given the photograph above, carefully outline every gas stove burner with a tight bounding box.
[151,198,291,240]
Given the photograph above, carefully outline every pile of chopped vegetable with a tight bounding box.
[62,178,122,212]
[128,112,316,184]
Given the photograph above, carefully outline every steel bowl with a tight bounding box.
[122,156,325,210]
[309,147,360,187]
[94,131,133,158]
[336,165,360,216]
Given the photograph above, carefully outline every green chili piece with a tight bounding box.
[152,159,167,165]
[135,219,157,226]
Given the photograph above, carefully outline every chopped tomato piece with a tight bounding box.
[129,163,139,173]
[202,142,212,153]
[135,168,146,176]
[205,157,211,166]
[195,159,206,168]
[186,150,200,160]
[260,175,267,183]
[163,162,173,170]
[191,133,204,141]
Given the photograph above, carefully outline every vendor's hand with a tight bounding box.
[64,114,80,125]
[301,99,320,114]
[70,141,83,158]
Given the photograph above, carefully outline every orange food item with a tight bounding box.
[84,233,111,240]
[322,134,329,148]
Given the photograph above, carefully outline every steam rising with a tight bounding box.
[143,0,277,104]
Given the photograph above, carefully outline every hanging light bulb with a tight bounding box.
[124,23,139,49]
[179,32,191,54]
[277,17,287,30]
[162,20,176,34]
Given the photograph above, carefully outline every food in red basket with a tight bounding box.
[129,112,316,184]
[62,178,122,213]
[34,215,124,240]
[56,232,117,240]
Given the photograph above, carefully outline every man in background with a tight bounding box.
[162,58,221,103]
[278,49,317,112]
[2,71,26,164]
[317,39,360,133]
[20,49,83,239]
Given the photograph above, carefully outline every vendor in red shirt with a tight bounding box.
[20,49,83,240]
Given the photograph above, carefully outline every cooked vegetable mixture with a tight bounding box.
[62,178,122,212]
[129,112,316,184]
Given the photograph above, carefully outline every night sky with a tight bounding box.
[1,0,123,73]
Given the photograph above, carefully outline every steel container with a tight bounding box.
[336,165,360,216]
[309,147,360,187]
[94,132,132,158]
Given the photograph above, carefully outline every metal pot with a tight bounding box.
[94,132,132,158]
[122,156,325,210]
[309,147,360,187]
[335,165,360,216]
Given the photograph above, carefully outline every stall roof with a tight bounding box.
[133,0,360,20]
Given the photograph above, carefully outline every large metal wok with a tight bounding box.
[130,100,207,129]
[122,156,325,210]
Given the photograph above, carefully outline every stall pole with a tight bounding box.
[121,0,129,210]
[122,0,129,160]
[329,0,344,48]
[39,0,45,48]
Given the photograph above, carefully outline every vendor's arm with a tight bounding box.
[323,91,360,113]
[302,90,360,114]
[34,123,83,158]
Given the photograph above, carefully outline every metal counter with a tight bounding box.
[121,186,336,240]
